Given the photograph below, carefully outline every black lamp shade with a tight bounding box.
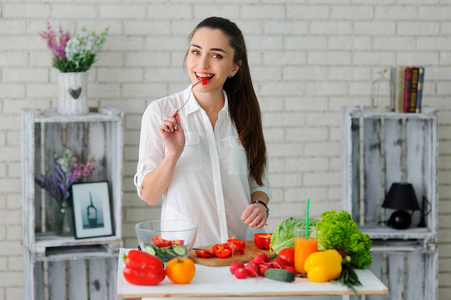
[382,182,420,211]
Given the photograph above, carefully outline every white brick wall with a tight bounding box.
[1,1,451,299]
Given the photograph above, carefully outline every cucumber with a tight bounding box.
[164,249,177,259]
[172,245,188,256]
[145,245,156,255]
[146,244,188,262]
[264,268,295,282]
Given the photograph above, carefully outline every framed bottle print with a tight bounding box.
[71,181,114,239]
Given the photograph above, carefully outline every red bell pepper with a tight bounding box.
[195,249,215,258]
[123,250,166,285]
[254,233,272,250]
[225,237,245,254]
[212,244,232,258]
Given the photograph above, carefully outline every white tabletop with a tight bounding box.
[117,248,388,299]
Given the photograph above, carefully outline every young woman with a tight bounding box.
[134,17,271,246]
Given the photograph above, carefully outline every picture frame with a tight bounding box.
[71,181,114,239]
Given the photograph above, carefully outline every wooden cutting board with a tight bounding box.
[189,240,271,267]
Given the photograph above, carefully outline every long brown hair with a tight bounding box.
[186,17,266,186]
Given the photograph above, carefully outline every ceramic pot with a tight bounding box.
[57,72,88,115]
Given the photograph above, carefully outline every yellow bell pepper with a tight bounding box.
[304,249,342,282]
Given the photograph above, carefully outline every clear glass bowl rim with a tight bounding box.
[135,220,199,233]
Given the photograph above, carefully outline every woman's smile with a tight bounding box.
[194,71,215,84]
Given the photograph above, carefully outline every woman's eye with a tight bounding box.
[212,54,223,59]
[192,50,199,55]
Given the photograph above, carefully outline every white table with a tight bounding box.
[117,249,388,299]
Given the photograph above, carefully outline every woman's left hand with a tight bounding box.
[241,203,267,229]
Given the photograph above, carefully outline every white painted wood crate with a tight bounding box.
[341,106,438,300]
[21,108,124,300]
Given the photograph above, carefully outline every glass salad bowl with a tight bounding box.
[135,220,198,262]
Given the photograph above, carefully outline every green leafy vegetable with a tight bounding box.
[332,263,362,299]
[270,217,319,254]
[316,210,372,269]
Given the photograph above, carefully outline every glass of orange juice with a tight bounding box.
[294,226,318,274]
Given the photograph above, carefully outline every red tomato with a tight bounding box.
[152,235,171,248]
[277,247,295,267]
[254,233,272,250]
[171,239,184,246]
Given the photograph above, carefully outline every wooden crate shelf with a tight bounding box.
[341,106,438,300]
[21,107,124,300]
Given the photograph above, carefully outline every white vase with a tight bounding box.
[57,72,88,115]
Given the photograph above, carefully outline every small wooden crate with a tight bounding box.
[21,108,124,300]
[341,106,438,300]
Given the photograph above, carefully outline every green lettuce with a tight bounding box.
[269,217,319,254]
[316,210,372,269]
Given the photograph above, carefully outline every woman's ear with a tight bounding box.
[230,60,242,77]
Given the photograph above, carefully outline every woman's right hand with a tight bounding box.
[159,110,185,158]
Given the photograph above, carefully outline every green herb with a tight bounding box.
[316,210,372,269]
[269,217,319,254]
[332,264,362,299]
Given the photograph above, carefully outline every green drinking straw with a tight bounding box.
[305,198,310,238]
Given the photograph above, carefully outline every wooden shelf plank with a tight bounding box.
[359,225,434,240]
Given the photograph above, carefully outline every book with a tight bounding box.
[416,67,425,113]
[403,67,413,113]
[410,67,419,112]
[395,66,405,113]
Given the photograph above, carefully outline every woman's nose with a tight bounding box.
[199,55,209,69]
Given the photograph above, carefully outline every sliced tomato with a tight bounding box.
[151,235,171,248]
[254,233,272,250]
[171,239,184,246]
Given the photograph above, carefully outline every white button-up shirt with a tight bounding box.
[134,85,272,246]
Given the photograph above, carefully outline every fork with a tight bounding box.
[177,80,201,112]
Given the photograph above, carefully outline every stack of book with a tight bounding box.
[390,66,425,113]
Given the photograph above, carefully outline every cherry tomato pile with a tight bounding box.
[195,237,245,259]
[230,247,296,280]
